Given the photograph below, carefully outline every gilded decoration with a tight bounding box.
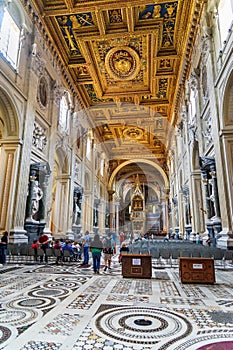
[76,66,89,76]
[27,0,204,162]
[56,13,95,55]
[157,78,168,99]
[123,127,144,140]
[108,9,123,24]
[105,46,141,81]
[139,2,178,47]
[84,84,114,104]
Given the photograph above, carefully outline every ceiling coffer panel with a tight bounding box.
[28,0,204,166]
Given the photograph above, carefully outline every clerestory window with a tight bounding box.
[0,7,20,69]
[218,0,233,44]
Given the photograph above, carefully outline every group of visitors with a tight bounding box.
[31,231,122,273]
[31,232,82,264]
[82,231,117,273]
[0,229,130,273]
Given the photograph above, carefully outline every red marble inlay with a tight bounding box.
[197,341,233,350]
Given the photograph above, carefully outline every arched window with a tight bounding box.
[218,0,232,44]
[0,4,21,69]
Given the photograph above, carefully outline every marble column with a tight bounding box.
[108,190,115,232]
[209,166,222,235]
[201,169,214,244]
[115,201,120,235]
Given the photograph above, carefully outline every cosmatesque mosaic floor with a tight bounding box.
[1,256,233,350]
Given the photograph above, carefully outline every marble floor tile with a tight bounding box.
[0,258,233,350]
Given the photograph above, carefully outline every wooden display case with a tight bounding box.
[121,254,152,278]
[179,257,215,284]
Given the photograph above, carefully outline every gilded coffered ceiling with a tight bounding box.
[27,0,204,172]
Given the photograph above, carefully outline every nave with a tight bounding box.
[1,253,233,350]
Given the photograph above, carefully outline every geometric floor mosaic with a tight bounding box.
[1,256,233,350]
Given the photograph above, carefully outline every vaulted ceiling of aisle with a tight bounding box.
[29,0,203,177]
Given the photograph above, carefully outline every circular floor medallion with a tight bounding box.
[29,288,70,298]
[0,324,17,347]
[0,309,41,326]
[93,306,191,345]
[6,296,57,310]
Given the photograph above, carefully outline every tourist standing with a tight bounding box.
[103,232,116,272]
[31,239,39,262]
[82,231,90,266]
[53,239,63,264]
[119,231,125,247]
[91,234,103,273]
[196,233,201,244]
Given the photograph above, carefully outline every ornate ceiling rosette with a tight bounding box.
[105,46,141,81]
[123,127,144,140]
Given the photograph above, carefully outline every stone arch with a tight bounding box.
[108,159,169,191]
[0,87,21,232]
[222,64,233,127]
[55,146,69,174]
[0,88,19,137]
[50,147,70,236]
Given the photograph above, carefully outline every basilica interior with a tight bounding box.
[0,0,233,349]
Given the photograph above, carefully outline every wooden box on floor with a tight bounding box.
[179,257,215,284]
[121,254,152,278]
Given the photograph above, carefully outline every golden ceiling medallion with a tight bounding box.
[105,46,141,81]
[123,127,143,140]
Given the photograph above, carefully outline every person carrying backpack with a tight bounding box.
[102,232,116,272]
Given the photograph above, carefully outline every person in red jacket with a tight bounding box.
[31,239,39,262]
[38,232,49,264]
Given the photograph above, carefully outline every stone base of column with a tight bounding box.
[9,228,28,244]
[217,228,233,249]
[66,230,74,241]
[174,227,179,239]
[72,224,82,240]
[43,227,53,242]
[185,225,192,240]
[24,221,46,244]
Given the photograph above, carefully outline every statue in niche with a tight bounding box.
[73,196,81,225]
[31,181,43,217]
